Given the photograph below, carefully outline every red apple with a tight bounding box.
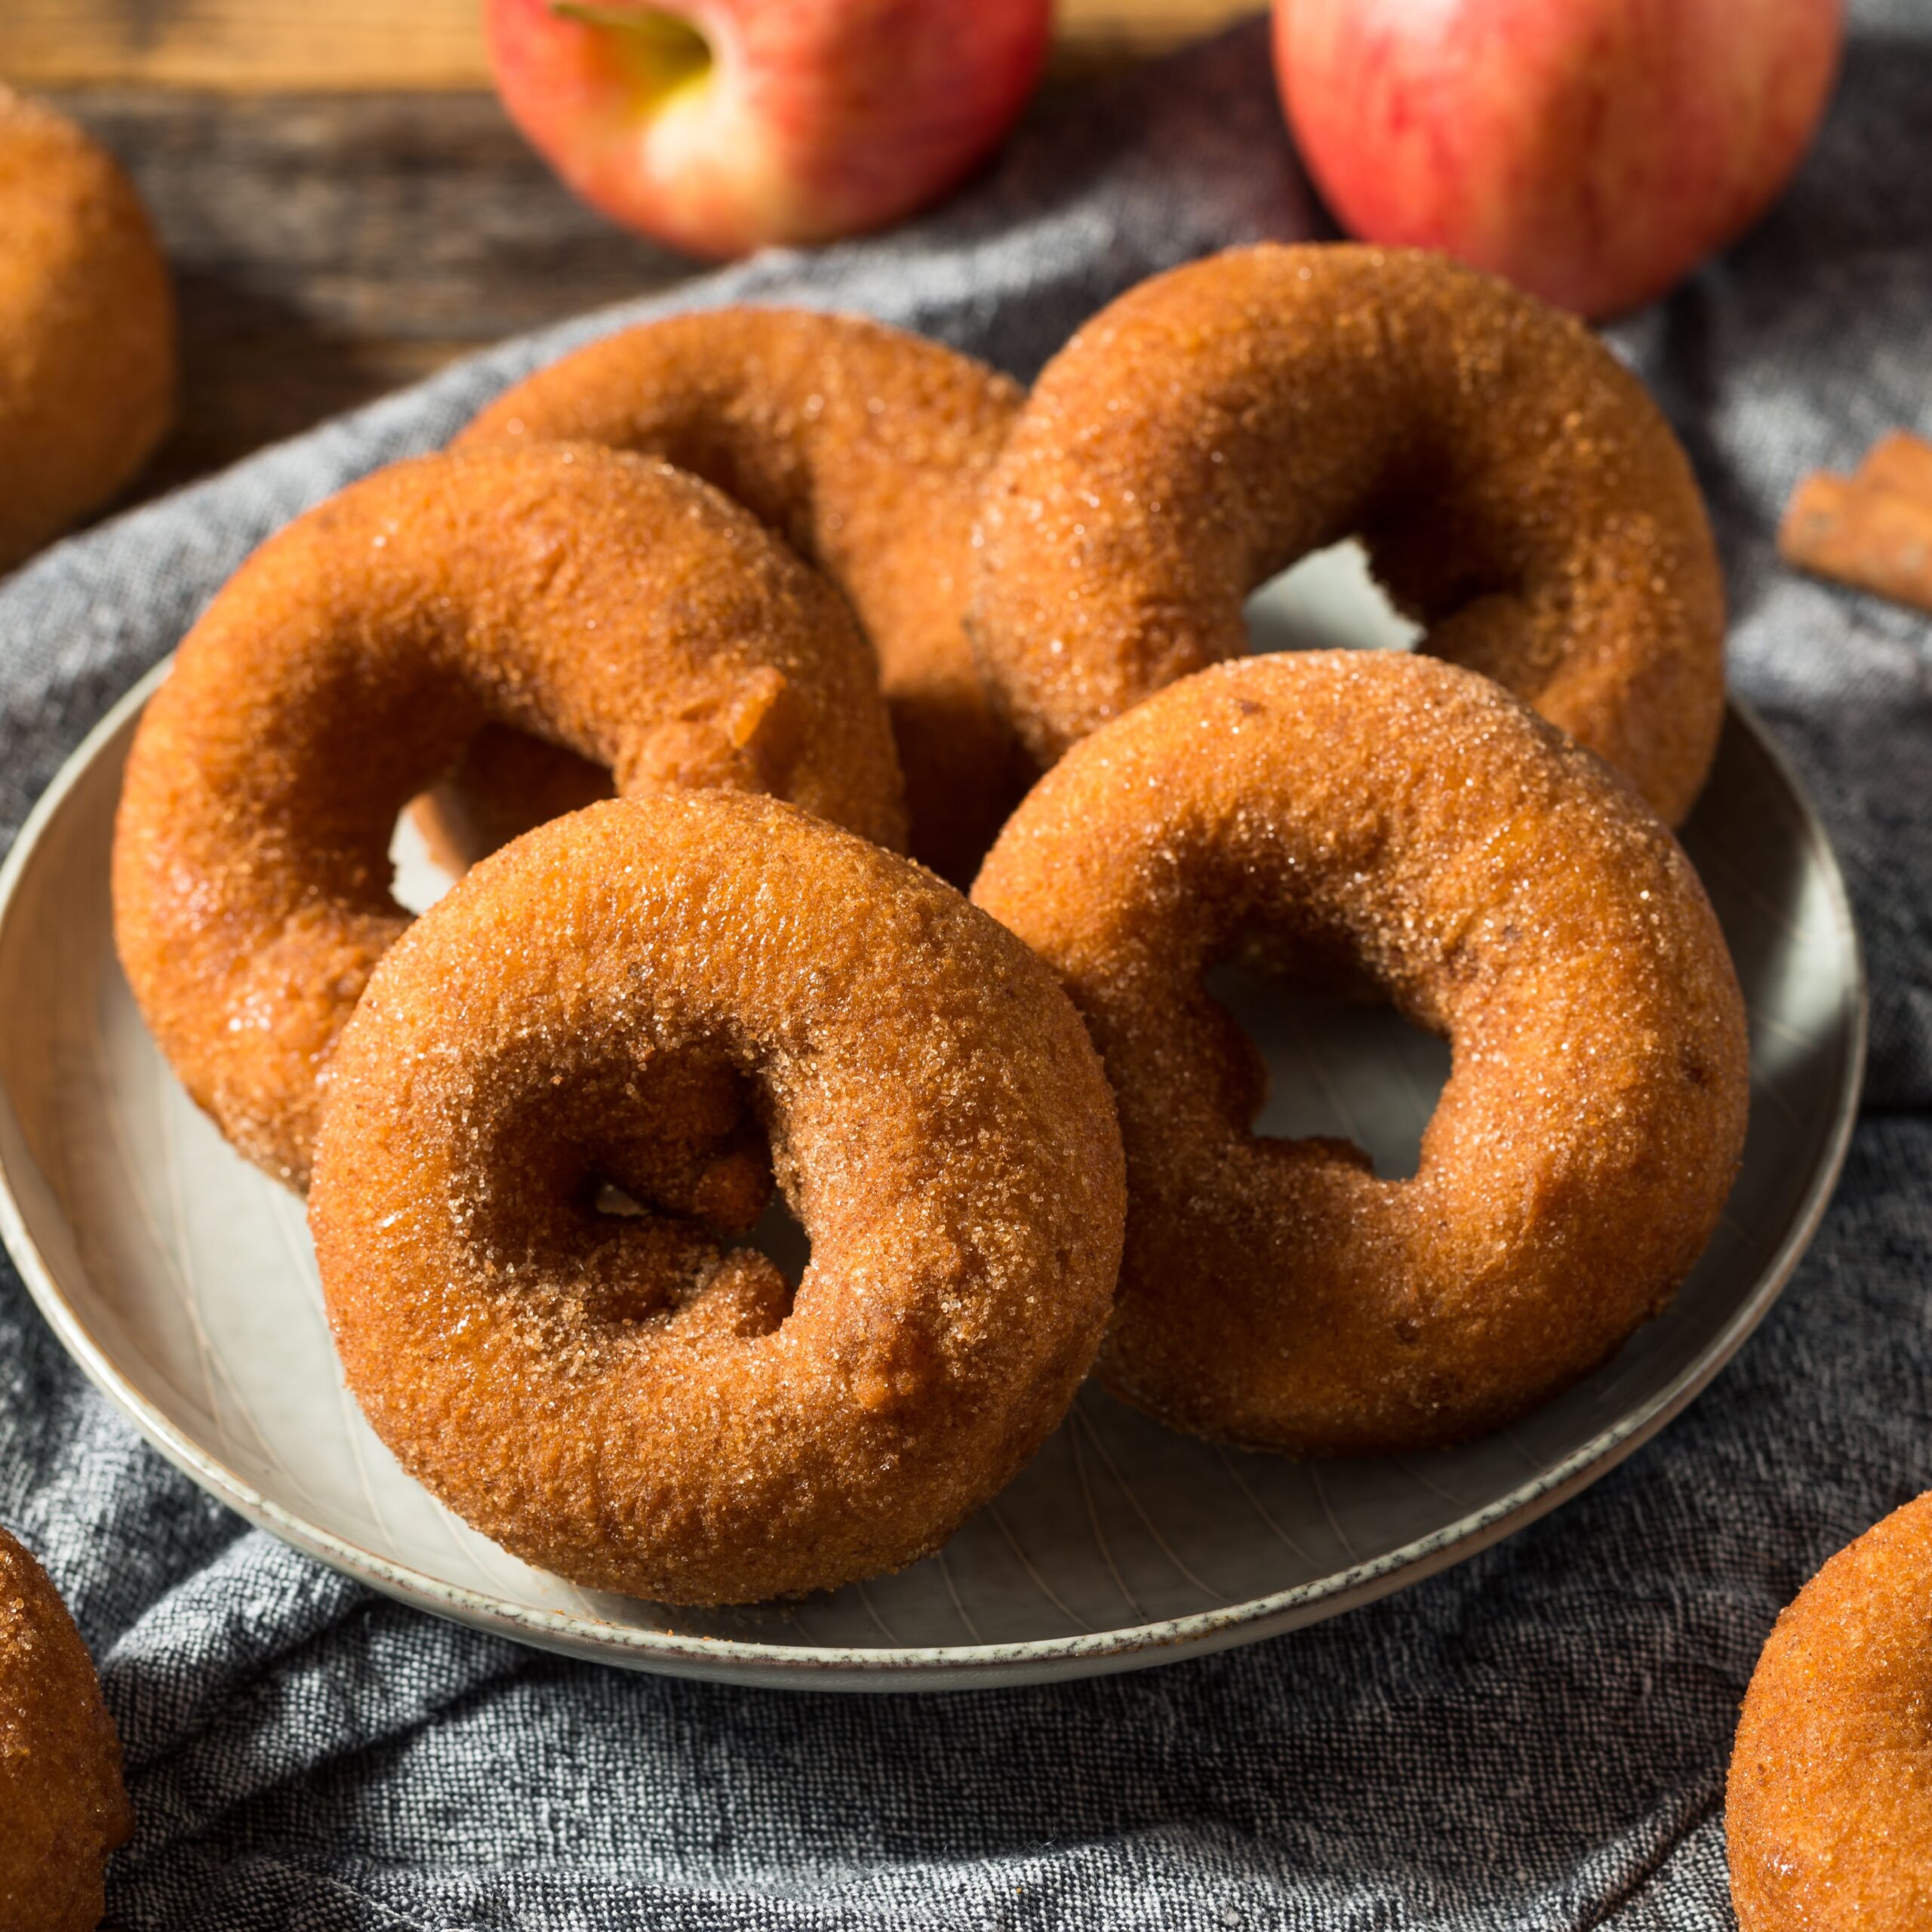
[1273,0,1844,318]
[487,0,1051,260]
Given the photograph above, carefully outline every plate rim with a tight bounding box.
[0,666,1869,1690]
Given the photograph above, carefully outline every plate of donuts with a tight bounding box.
[0,254,1869,1689]
[0,604,1860,1689]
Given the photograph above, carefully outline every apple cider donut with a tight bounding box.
[972,651,1749,1456]
[0,86,174,572]
[971,243,1726,826]
[308,790,1126,1606]
[445,306,1030,881]
[0,1526,133,1932]
[112,441,905,1189]
[1728,1492,1932,1930]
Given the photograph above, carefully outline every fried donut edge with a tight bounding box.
[0,88,174,571]
[111,442,906,1189]
[449,306,1032,883]
[973,650,1749,1456]
[1727,1491,1932,1928]
[969,242,1725,826]
[0,1526,132,1932]
[308,790,1127,1606]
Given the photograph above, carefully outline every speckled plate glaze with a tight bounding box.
[0,568,1864,1690]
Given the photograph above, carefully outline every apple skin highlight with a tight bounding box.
[1273,0,1844,318]
[488,0,1052,259]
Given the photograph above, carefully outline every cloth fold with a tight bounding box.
[1,11,1927,1926]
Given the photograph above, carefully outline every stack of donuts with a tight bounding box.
[111,244,1752,1617]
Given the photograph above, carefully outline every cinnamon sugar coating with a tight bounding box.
[112,442,905,1189]
[970,244,1726,826]
[972,652,1749,1456]
[448,306,1030,881]
[308,792,1125,1607]
[0,1527,132,1932]
[1728,1493,1932,1929]
[0,87,174,571]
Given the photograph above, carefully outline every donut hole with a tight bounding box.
[1244,538,1425,657]
[592,1183,811,1290]
[1206,957,1451,1182]
[388,801,457,914]
[393,724,618,900]
[740,1191,813,1289]
[457,1045,801,1337]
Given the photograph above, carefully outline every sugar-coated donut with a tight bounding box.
[445,306,1030,881]
[0,1526,131,1932]
[0,88,174,572]
[308,790,1125,1606]
[971,244,1725,826]
[112,442,905,1189]
[1728,1492,1932,1929]
[972,651,1749,1455]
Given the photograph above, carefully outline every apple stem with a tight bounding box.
[546,3,712,92]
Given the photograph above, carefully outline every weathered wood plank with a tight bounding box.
[3,0,488,89]
[52,90,702,497]
[65,92,696,342]
[2,0,1261,89]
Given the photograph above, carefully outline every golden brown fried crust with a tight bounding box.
[1728,1494,1932,1930]
[970,243,1726,826]
[448,306,1032,882]
[0,88,174,572]
[972,652,1749,1456]
[111,442,906,1190]
[0,1527,131,1932]
[308,791,1126,1606]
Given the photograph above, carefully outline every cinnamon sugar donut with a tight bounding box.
[1728,1492,1932,1929]
[972,651,1749,1455]
[112,441,904,1189]
[971,243,1725,826]
[308,790,1125,1606]
[0,88,174,572]
[444,306,1029,881]
[0,1526,132,1932]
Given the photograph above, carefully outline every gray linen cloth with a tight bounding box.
[3,8,1929,1925]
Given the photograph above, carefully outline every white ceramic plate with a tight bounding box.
[0,608,1863,1690]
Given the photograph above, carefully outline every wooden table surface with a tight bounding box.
[2,1,1257,509]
